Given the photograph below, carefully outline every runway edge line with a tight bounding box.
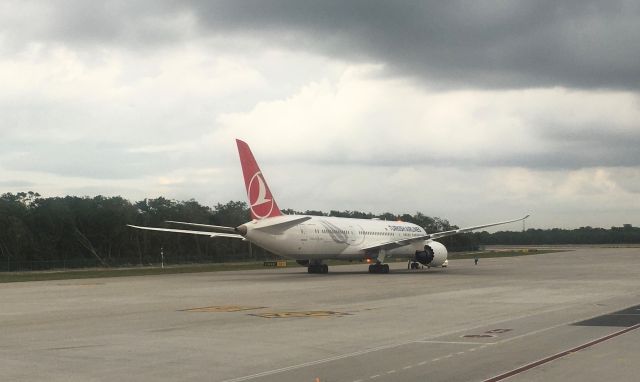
[483,323,640,382]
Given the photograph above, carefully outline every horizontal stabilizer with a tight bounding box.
[165,221,236,234]
[127,225,244,239]
[254,216,312,231]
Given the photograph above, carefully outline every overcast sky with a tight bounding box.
[1,0,639,229]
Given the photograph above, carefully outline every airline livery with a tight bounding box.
[129,140,529,274]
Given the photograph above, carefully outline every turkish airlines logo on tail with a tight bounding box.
[248,171,274,219]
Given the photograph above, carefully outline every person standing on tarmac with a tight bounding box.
[474,256,479,265]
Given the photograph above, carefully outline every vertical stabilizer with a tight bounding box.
[236,139,283,220]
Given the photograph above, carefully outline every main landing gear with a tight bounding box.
[308,263,329,274]
[368,262,390,274]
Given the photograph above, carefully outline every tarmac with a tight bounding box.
[1,246,639,382]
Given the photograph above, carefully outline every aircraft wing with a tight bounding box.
[361,238,421,252]
[127,225,244,239]
[361,215,529,252]
[426,215,530,240]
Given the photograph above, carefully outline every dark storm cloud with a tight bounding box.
[7,0,639,90]
[189,0,640,90]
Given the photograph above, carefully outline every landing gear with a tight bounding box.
[307,264,328,274]
[408,261,422,270]
[368,262,390,274]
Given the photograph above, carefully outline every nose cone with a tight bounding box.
[235,225,247,236]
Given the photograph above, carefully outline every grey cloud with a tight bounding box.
[526,120,640,169]
[0,1,191,50]
[297,124,640,170]
[0,180,35,187]
[2,141,179,179]
[6,1,639,90]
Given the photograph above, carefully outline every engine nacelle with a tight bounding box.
[415,240,448,267]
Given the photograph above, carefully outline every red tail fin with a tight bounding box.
[236,139,283,220]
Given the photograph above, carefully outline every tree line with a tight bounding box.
[0,192,253,271]
[1,192,638,271]
[473,225,640,245]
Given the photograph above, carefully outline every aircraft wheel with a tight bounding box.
[368,263,389,274]
[308,264,328,274]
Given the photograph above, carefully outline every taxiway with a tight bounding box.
[1,246,639,381]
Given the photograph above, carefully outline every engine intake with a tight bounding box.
[415,240,448,267]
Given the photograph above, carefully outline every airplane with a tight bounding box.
[128,139,529,274]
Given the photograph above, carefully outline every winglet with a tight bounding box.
[236,139,283,220]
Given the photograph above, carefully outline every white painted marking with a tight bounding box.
[223,305,608,382]
[415,305,568,343]
[220,341,417,382]
[417,340,494,345]
[370,374,380,379]
[432,358,442,362]
[387,370,396,374]
[418,361,427,366]
[403,365,413,370]
[493,320,577,345]
[456,351,465,355]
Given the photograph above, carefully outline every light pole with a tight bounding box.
[161,246,164,269]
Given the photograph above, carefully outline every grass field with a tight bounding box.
[0,261,300,283]
[0,249,563,283]
[449,249,562,260]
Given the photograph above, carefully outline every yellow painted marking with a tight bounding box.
[263,260,288,267]
[250,311,351,319]
[181,305,265,313]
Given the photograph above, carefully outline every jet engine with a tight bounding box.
[415,240,448,267]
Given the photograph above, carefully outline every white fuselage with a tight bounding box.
[242,215,427,260]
